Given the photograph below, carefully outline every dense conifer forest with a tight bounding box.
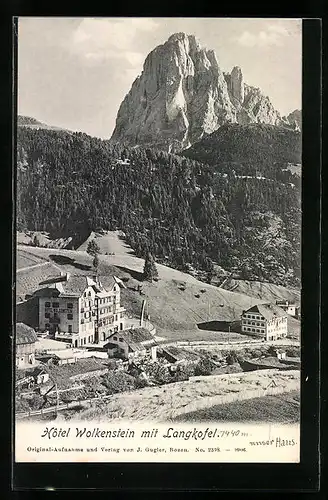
[17,124,301,287]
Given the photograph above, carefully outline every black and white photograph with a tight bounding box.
[14,17,302,463]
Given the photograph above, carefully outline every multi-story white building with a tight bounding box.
[241,303,288,341]
[35,273,125,347]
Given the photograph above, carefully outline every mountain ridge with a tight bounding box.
[18,115,73,133]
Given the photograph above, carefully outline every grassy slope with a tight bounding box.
[66,369,300,422]
[17,231,300,338]
[17,244,257,336]
[220,278,300,303]
[173,390,300,424]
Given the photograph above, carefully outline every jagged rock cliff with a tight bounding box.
[110,33,284,152]
[286,109,302,131]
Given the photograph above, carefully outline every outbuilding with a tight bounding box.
[16,323,38,367]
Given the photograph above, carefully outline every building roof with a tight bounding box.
[162,346,200,362]
[16,262,62,300]
[244,303,287,321]
[119,328,155,343]
[33,273,118,299]
[16,323,38,345]
[50,349,77,360]
[33,367,48,377]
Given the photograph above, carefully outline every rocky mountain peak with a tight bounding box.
[110,33,284,152]
[230,66,244,103]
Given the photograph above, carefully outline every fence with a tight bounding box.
[16,392,114,418]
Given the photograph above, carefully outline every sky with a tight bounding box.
[17,17,302,139]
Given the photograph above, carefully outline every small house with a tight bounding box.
[33,367,50,384]
[275,300,298,317]
[105,327,157,361]
[16,323,38,367]
[50,349,77,365]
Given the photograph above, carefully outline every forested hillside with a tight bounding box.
[182,123,302,181]
[17,125,301,287]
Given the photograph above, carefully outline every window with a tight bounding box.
[68,325,72,333]
[52,302,59,308]
[67,303,73,309]
[119,337,123,342]
[113,336,117,341]
[67,313,73,320]
[45,323,50,329]
[45,312,50,318]
[45,302,51,308]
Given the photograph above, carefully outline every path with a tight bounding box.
[165,338,300,350]
[16,261,49,273]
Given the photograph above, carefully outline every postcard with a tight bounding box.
[15,17,302,464]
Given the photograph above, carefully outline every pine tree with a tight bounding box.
[93,253,99,273]
[87,239,100,257]
[33,234,40,247]
[143,252,158,282]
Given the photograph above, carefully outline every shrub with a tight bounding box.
[226,351,238,365]
[135,378,149,389]
[195,357,214,376]
[101,371,136,394]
